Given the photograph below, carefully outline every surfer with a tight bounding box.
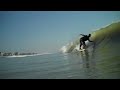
[79,34,93,50]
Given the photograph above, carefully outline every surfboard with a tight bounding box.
[78,49,86,51]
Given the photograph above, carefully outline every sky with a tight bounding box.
[0,11,120,53]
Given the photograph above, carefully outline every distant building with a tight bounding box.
[14,52,19,55]
[3,53,7,56]
[7,53,12,56]
[3,52,12,56]
[0,52,4,56]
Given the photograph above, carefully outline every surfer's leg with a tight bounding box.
[80,44,82,50]
[83,41,86,46]
[80,40,82,50]
[83,41,86,49]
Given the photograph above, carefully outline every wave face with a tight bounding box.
[61,22,120,54]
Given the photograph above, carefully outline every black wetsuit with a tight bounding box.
[80,35,92,49]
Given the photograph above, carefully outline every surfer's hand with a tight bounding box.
[88,39,93,42]
[80,34,85,36]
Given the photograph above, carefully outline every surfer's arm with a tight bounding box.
[88,39,93,42]
[80,34,86,36]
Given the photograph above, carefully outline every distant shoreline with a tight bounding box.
[0,52,37,57]
[0,54,38,58]
[0,53,52,58]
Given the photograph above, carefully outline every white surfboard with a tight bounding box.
[78,49,86,51]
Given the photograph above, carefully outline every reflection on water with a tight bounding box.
[80,50,90,68]
[62,48,98,79]
[75,48,98,79]
[76,45,120,79]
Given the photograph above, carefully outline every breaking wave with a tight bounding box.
[60,22,120,54]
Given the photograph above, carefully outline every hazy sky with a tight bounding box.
[0,11,120,53]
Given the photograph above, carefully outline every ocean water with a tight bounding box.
[0,22,120,79]
[0,51,120,79]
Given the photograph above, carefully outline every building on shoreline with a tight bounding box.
[3,52,13,56]
[0,52,1,56]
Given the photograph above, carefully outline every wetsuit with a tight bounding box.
[80,35,92,49]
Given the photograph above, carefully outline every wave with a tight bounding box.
[60,22,120,54]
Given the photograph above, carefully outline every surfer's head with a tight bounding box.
[88,34,91,37]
